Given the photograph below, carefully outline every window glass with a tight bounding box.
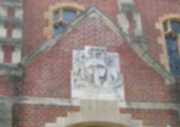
[53,23,65,37]
[52,8,80,37]
[171,20,180,33]
[63,9,77,24]
[164,19,180,76]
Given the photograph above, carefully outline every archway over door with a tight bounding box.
[68,122,128,127]
[45,100,144,127]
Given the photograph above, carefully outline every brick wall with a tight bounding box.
[24,0,118,55]
[0,76,13,96]
[0,0,177,101]
[0,1,180,127]
[22,14,175,102]
[13,104,79,127]
[134,0,180,63]
[13,104,180,127]
[23,16,123,98]
[120,108,180,127]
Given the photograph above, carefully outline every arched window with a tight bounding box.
[163,19,180,76]
[44,3,85,39]
[53,8,80,37]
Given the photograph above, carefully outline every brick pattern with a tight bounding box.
[0,0,179,101]
[0,76,13,96]
[13,104,79,127]
[24,0,118,55]
[13,104,180,127]
[23,16,123,98]
[22,15,176,102]
[3,45,13,63]
[117,43,175,102]
[120,108,180,127]
[0,1,180,127]
[134,0,180,64]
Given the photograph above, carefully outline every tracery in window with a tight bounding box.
[44,3,85,39]
[163,19,180,76]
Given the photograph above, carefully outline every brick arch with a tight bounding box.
[68,122,128,127]
[43,2,85,40]
[45,100,148,127]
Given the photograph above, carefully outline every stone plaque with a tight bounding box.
[71,46,124,100]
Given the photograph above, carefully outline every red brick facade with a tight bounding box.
[0,0,180,127]
[24,0,118,55]
[134,0,180,63]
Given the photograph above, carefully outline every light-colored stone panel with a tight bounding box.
[14,8,23,19]
[12,48,21,64]
[0,47,4,63]
[46,100,143,127]
[71,46,124,101]
[0,25,7,38]
[12,28,22,39]
[0,6,7,17]
[0,96,180,113]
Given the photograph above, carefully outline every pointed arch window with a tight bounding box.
[163,19,180,76]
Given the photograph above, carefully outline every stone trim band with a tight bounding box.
[0,96,180,113]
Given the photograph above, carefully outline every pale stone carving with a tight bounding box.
[0,25,7,38]
[71,46,124,100]
[12,28,22,39]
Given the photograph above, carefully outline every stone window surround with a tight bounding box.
[12,28,22,39]
[0,46,4,63]
[12,47,21,64]
[14,8,23,19]
[0,24,7,38]
[44,2,85,40]
[156,14,180,73]
[0,46,21,64]
[0,6,7,17]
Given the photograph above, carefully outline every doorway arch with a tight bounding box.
[45,100,144,127]
[68,122,128,127]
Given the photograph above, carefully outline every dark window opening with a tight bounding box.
[52,8,80,37]
[164,19,180,76]
[53,22,65,37]
[63,9,77,24]
[171,20,180,33]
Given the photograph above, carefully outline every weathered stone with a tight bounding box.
[71,46,124,100]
